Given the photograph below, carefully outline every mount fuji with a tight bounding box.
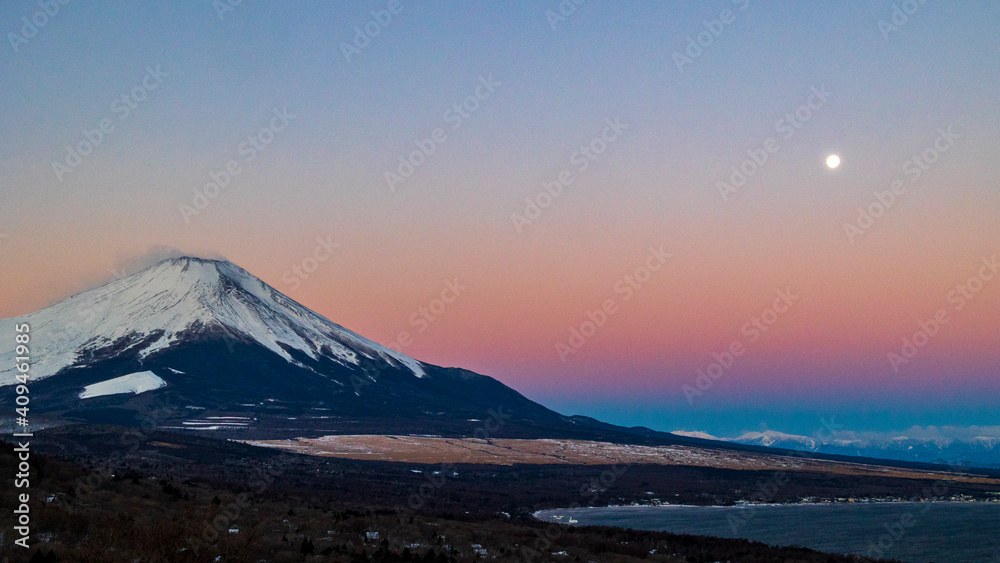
[0,257,599,439]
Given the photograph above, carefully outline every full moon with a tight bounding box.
[826,154,841,169]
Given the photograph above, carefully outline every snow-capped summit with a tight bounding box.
[733,430,818,450]
[971,436,1000,450]
[0,256,423,386]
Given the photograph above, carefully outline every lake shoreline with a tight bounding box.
[535,498,1000,520]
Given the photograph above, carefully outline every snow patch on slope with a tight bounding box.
[79,371,167,399]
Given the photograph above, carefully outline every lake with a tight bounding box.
[535,503,1000,563]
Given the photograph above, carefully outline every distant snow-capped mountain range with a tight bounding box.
[673,429,1000,468]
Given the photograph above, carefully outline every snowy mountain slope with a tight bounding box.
[671,431,718,441]
[732,430,818,449]
[0,257,424,387]
[674,430,817,449]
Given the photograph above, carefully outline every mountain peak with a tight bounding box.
[1,257,426,385]
[148,255,260,292]
[151,255,241,277]
[157,255,236,270]
[163,255,219,264]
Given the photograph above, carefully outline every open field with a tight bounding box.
[242,435,1000,484]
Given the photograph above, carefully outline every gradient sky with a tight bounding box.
[2,1,998,437]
